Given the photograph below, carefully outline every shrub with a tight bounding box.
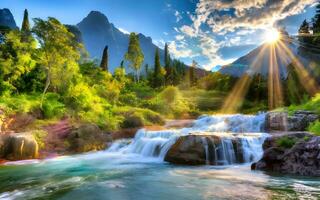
[308,120,320,136]
[42,93,66,119]
[276,136,297,149]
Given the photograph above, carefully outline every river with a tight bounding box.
[0,114,319,200]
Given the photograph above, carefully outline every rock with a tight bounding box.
[164,134,257,165]
[164,135,207,165]
[67,124,111,153]
[266,111,319,132]
[252,132,320,176]
[0,133,39,160]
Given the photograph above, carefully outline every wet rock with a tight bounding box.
[164,134,259,165]
[0,133,39,160]
[67,124,111,153]
[266,111,319,132]
[252,132,320,176]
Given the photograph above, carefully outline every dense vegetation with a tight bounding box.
[0,4,320,135]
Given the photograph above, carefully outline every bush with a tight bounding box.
[276,136,297,149]
[114,106,165,128]
[308,120,320,136]
[42,93,66,119]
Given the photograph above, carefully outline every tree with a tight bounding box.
[164,43,172,84]
[21,9,31,42]
[100,45,108,71]
[313,1,320,34]
[153,48,164,87]
[125,33,144,82]
[298,20,312,48]
[189,60,197,86]
[0,30,37,93]
[32,17,81,107]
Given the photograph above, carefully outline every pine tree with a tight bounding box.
[189,60,197,86]
[22,9,30,32]
[120,60,124,69]
[153,48,163,87]
[144,64,149,75]
[21,9,31,42]
[164,43,172,84]
[100,45,109,71]
[298,20,311,46]
[312,1,320,34]
[125,33,144,82]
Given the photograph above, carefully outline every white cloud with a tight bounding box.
[180,25,197,37]
[163,32,169,36]
[175,35,185,41]
[118,27,130,34]
[154,39,166,48]
[169,41,196,58]
[174,10,183,22]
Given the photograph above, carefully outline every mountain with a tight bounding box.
[77,11,164,73]
[219,38,320,78]
[0,8,17,29]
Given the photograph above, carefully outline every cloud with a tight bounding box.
[193,0,317,33]
[180,25,197,37]
[175,35,185,40]
[168,41,196,58]
[118,27,130,34]
[175,10,183,22]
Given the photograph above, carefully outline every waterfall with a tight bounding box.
[107,113,269,165]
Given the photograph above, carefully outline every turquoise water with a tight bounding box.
[0,151,319,200]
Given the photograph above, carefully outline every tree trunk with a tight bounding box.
[40,68,51,109]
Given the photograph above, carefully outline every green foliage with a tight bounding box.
[288,93,320,114]
[42,93,66,119]
[100,45,108,71]
[153,48,164,87]
[31,130,48,150]
[125,32,144,82]
[0,30,37,94]
[0,93,41,114]
[114,107,165,128]
[308,120,320,136]
[276,137,297,149]
[146,86,192,118]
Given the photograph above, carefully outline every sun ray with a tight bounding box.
[220,45,269,113]
[277,40,319,96]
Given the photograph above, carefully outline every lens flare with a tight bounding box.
[265,29,280,43]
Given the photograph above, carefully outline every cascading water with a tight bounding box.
[107,113,269,165]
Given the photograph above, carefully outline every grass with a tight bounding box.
[276,136,297,149]
[308,120,320,136]
[180,89,226,113]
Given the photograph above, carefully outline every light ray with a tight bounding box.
[220,45,269,113]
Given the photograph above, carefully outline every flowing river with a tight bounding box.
[0,114,320,200]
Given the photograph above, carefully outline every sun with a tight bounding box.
[264,28,280,43]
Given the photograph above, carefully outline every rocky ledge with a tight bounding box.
[164,134,262,165]
[266,110,319,132]
[252,132,320,176]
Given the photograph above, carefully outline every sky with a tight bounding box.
[1,0,318,70]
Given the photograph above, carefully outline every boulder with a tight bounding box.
[0,133,39,160]
[67,124,111,153]
[164,134,253,165]
[266,111,319,132]
[252,132,320,176]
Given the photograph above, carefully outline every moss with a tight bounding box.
[31,130,48,150]
[308,120,320,136]
[276,136,297,149]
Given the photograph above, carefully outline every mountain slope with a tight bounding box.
[77,11,164,73]
[219,38,320,78]
[0,8,17,29]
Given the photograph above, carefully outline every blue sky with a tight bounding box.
[1,0,318,70]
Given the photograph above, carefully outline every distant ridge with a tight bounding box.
[77,11,165,73]
[0,8,17,29]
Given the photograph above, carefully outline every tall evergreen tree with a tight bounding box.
[120,60,124,69]
[21,9,30,32]
[312,1,320,34]
[100,45,109,71]
[125,33,144,82]
[164,43,172,84]
[153,48,163,87]
[144,64,149,75]
[21,9,31,42]
[189,60,197,86]
[298,20,311,46]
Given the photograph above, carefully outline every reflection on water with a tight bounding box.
[0,151,319,200]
